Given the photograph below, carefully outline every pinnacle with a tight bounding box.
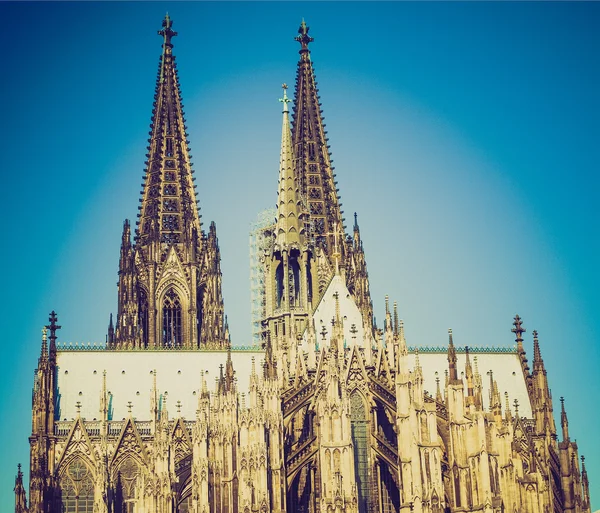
[275,84,303,247]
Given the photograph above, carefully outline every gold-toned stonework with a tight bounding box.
[15,16,590,513]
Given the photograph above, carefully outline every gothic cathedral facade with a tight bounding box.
[15,16,591,513]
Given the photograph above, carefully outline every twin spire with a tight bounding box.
[291,20,344,258]
[137,14,201,246]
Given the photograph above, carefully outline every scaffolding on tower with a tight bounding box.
[249,208,276,346]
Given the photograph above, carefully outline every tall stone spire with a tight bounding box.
[136,14,201,247]
[275,84,304,247]
[292,19,343,258]
[114,15,226,350]
[264,83,317,354]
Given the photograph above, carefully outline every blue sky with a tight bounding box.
[1,1,598,509]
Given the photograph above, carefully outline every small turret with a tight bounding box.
[447,329,459,383]
[14,464,27,513]
[224,345,236,393]
[560,396,569,442]
[464,346,475,407]
[107,313,115,346]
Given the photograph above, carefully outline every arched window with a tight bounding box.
[351,392,368,513]
[163,288,182,348]
[196,285,205,348]
[275,263,284,308]
[61,459,95,513]
[139,289,149,348]
[115,458,140,513]
[289,258,301,307]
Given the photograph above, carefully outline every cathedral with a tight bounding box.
[15,16,592,513]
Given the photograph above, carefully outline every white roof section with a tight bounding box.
[305,274,365,348]
[409,349,532,418]
[56,349,264,421]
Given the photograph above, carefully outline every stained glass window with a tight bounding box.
[351,392,368,513]
[61,459,94,513]
[163,288,182,347]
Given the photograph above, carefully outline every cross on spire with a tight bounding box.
[320,324,328,341]
[295,18,314,50]
[46,311,61,351]
[279,83,291,113]
[158,13,177,48]
[512,314,525,350]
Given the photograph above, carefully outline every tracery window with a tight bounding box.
[289,259,301,307]
[164,199,179,212]
[351,392,368,513]
[163,214,179,231]
[61,459,95,513]
[164,184,177,196]
[163,288,182,347]
[139,289,149,348]
[115,458,140,513]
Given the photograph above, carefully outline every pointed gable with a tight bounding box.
[305,274,364,350]
[58,418,97,468]
[112,418,148,465]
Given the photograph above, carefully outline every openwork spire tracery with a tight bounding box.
[137,14,201,246]
[291,20,343,257]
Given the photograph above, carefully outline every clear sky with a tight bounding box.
[1,1,598,510]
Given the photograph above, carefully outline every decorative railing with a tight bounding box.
[85,421,102,437]
[137,421,152,436]
[54,421,72,437]
[107,421,125,436]
[56,342,263,352]
[408,345,516,354]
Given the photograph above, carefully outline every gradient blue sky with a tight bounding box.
[1,1,598,509]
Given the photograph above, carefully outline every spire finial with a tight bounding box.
[46,311,61,356]
[279,83,291,113]
[158,13,177,48]
[354,212,359,231]
[295,18,314,51]
[512,314,526,351]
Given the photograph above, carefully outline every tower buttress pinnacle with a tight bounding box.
[447,329,459,383]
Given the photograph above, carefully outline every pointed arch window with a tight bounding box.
[115,457,140,513]
[139,289,149,348]
[351,392,368,513]
[61,459,95,513]
[289,258,301,307]
[163,288,182,348]
[275,263,284,308]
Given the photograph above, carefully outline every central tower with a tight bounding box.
[110,15,227,350]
